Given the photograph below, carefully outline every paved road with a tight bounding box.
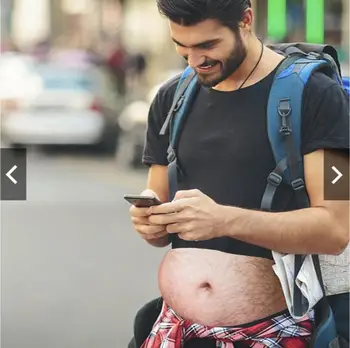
[1,149,168,348]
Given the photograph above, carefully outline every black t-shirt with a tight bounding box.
[142,66,349,260]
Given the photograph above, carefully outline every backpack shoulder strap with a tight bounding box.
[159,66,199,201]
[263,54,332,315]
[261,54,334,213]
[159,66,199,161]
[159,66,197,140]
[263,54,344,347]
[342,76,350,95]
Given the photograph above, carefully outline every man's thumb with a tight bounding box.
[174,189,202,201]
[140,189,159,199]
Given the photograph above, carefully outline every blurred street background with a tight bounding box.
[0,0,349,347]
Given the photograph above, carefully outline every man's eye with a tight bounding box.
[199,43,214,49]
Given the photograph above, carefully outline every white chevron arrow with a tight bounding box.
[332,166,343,185]
[6,165,17,184]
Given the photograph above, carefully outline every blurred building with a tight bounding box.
[119,0,349,77]
[4,0,349,48]
[254,0,348,59]
[121,0,184,85]
[4,0,124,50]
[2,0,349,83]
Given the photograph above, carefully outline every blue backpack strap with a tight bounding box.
[262,54,343,348]
[159,66,195,138]
[342,76,350,96]
[159,66,199,201]
[311,254,341,348]
[261,54,338,213]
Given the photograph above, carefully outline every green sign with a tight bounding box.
[267,0,287,40]
[306,0,324,43]
[267,0,325,44]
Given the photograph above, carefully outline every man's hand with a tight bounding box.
[130,189,169,245]
[149,189,224,241]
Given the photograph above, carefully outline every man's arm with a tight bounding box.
[221,149,349,255]
[147,164,169,203]
[149,150,348,254]
[144,164,171,248]
[133,73,181,248]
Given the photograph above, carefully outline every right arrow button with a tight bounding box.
[324,151,349,201]
[332,166,343,185]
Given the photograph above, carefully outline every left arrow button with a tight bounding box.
[6,165,18,184]
[1,148,27,201]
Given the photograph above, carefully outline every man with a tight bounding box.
[129,0,349,347]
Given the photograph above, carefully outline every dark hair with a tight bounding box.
[156,0,251,31]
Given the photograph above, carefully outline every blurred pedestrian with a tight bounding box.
[107,42,127,96]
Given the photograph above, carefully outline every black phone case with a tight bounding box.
[124,196,161,208]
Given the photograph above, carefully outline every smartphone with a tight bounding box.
[124,194,162,208]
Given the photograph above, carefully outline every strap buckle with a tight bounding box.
[267,172,283,187]
[278,98,292,117]
[173,95,185,113]
[278,98,292,135]
[167,147,176,163]
[291,178,305,191]
[306,52,321,60]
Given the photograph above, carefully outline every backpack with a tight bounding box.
[159,42,350,348]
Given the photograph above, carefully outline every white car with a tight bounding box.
[1,62,120,152]
[0,52,39,101]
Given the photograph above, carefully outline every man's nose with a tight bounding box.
[186,50,205,69]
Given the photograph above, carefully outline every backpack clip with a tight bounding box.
[267,172,283,187]
[306,52,321,60]
[167,146,176,163]
[291,178,305,191]
[278,98,292,135]
[173,95,185,113]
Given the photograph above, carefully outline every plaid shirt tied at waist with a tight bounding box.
[141,301,314,348]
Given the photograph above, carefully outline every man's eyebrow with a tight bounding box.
[171,38,221,48]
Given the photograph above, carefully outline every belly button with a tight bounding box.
[199,282,212,291]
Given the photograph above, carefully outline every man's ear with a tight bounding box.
[240,8,254,32]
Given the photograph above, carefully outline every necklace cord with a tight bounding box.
[238,39,264,90]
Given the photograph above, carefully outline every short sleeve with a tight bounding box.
[301,72,349,156]
[142,75,180,166]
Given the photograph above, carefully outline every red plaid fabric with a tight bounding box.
[141,301,314,348]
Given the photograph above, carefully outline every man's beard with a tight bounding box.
[196,34,247,88]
